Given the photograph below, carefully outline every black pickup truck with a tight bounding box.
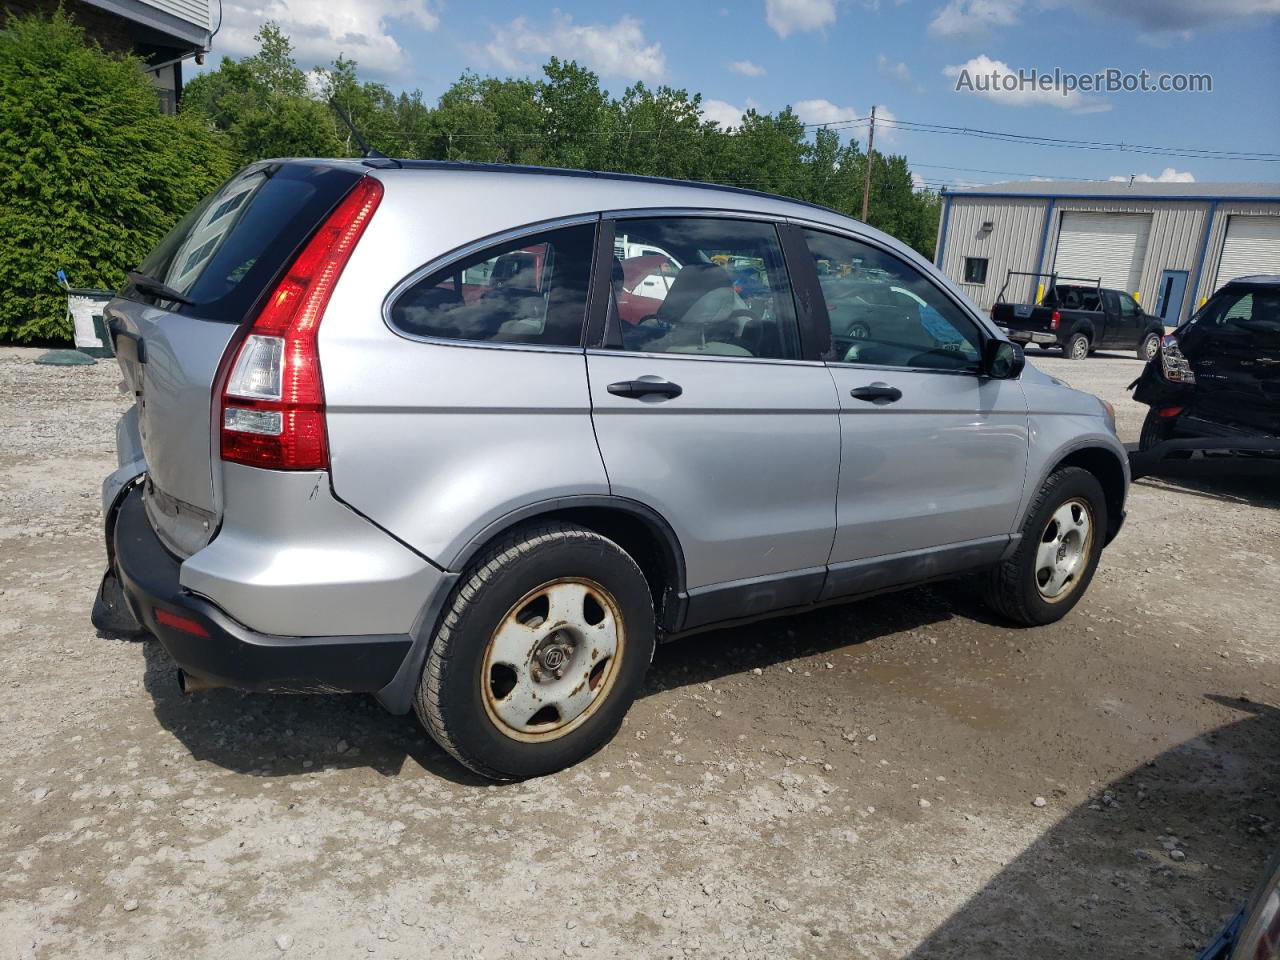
[991,271,1165,361]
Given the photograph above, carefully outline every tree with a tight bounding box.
[182,23,343,164]
[429,71,543,164]
[183,23,946,261]
[537,58,611,170]
[0,10,233,342]
[606,82,716,180]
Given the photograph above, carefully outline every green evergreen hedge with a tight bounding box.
[0,11,232,343]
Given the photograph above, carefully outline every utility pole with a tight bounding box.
[861,105,876,223]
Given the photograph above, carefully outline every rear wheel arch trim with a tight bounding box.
[373,496,689,716]
[451,495,688,598]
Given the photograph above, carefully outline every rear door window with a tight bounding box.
[130,162,363,323]
[607,217,801,360]
[387,223,596,347]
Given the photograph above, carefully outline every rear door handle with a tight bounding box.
[607,377,683,400]
[850,382,902,404]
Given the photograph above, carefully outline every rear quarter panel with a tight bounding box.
[317,176,610,569]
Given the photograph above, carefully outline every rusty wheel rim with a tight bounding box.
[1035,497,1094,602]
[481,578,625,743]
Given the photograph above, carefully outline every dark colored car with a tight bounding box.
[1130,275,1280,474]
[992,272,1166,361]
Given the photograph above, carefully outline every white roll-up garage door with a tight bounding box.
[1214,215,1280,290]
[1053,212,1152,294]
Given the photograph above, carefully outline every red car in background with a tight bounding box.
[615,254,679,325]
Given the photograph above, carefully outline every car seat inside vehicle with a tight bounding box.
[624,261,751,356]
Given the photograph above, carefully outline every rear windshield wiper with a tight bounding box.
[127,271,195,306]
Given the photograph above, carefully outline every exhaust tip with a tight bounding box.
[176,669,220,694]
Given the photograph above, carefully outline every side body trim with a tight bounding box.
[821,536,1009,601]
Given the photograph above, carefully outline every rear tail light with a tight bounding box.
[1050,310,1061,331]
[1157,406,1184,419]
[1159,334,1197,384]
[220,177,383,470]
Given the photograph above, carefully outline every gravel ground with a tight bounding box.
[1,344,1277,959]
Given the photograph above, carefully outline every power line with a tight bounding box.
[806,113,1279,162]
[879,116,1280,162]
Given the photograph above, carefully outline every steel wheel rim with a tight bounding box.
[1071,338,1088,360]
[481,578,625,743]
[1144,334,1159,360]
[1035,497,1094,602]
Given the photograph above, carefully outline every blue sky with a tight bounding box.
[205,0,1280,187]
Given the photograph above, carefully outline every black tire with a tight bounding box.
[415,521,655,780]
[1137,331,1161,362]
[1065,333,1090,361]
[982,466,1108,626]
[1139,409,1171,452]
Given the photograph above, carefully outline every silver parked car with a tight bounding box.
[94,160,1129,779]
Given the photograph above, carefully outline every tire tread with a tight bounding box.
[983,466,1099,625]
[415,521,644,780]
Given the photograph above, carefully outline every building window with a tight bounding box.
[963,257,989,284]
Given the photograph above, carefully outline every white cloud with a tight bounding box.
[766,0,837,37]
[728,59,767,77]
[944,54,1111,113]
[1108,167,1196,183]
[214,0,439,75]
[485,13,666,82]
[795,100,899,147]
[794,98,861,126]
[701,99,746,128]
[877,54,924,93]
[928,0,1022,39]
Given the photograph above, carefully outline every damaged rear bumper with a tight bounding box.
[101,484,413,694]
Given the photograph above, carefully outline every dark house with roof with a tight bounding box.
[4,0,213,112]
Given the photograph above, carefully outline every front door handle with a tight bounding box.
[607,377,683,400]
[850,382,902,404]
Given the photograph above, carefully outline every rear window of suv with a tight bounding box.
[127,162,364,323]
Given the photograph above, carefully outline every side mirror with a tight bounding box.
[984,339,1025,379]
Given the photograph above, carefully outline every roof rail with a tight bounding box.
[360,158,844,217]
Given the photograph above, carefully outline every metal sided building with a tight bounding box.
[933,181,1280,326]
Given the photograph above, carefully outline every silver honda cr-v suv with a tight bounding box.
[95,159,1129,780]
